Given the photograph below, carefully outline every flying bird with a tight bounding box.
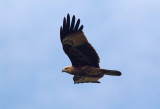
[60,14,121,84]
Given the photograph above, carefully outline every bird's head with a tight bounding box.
[62,66,72,73]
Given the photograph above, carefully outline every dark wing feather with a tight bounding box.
[60,14,100,67]
[73,76,101,84]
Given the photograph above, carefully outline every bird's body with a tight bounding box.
[62,66,103,77]
[62,66,104,83]
[60,14,121,84]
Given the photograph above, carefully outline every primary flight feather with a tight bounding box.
[60,14,121,84]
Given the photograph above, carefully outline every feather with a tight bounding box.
[60,14,100,67]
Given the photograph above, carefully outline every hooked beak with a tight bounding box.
[62,69,65,72]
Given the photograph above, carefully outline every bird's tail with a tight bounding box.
[101,69,122,76]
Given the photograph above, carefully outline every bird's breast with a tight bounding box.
[73,66,103,77]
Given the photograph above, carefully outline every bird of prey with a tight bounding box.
[60,14,121,84]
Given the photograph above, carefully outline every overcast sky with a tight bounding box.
[0,0,160,109]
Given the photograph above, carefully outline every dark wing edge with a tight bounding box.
[60,14,83,42]
[63,42,100,67]
[73,76,101,84]
[60,14,100,67]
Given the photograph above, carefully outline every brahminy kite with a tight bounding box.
[60,14,121,84]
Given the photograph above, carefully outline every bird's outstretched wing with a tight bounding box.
[73,75,101,84]
[60,14,100,67]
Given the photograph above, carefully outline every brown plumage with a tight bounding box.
[60,14,121,84]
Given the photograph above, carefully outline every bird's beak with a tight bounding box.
[62,69,65,73]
